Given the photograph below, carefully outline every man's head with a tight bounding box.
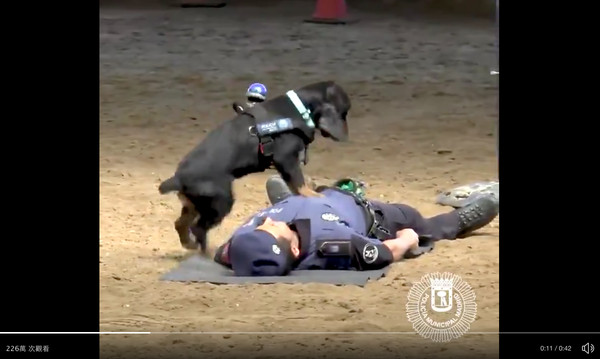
[228,217,301,276]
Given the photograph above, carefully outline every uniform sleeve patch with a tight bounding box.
[362,244,379,264]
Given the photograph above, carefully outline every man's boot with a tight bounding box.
[455,195,499,237]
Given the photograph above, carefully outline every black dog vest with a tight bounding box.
[243,104,316,165]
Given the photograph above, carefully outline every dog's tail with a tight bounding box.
[158,176,182,194]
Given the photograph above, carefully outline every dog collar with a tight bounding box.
[286,90,315,128]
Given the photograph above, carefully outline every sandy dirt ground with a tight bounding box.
[99,1,499,357]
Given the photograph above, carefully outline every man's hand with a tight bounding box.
[396,229,419,251]
[382,228,419,262]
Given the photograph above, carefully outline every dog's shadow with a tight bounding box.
[159,249,213,263]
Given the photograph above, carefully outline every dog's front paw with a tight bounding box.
[305,176,318,190]
[298,184,324,198]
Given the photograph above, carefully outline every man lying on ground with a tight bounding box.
[183,176,499,276]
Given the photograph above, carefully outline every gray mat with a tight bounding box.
[436,181,499,208]
[161,255,390,287]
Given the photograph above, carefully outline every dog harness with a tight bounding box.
[285,90,315,128]
[244,90,316,165]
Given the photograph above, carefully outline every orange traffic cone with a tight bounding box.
[177,0,226,8]
[304,0,356,25]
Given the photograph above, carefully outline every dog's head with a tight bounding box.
[299,81,351,142]
[316,82,351,142]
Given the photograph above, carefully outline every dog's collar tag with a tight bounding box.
[286,90,315,128]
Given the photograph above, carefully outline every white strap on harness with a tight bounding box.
[286,90,315,128]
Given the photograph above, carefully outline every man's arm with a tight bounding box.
[383,229,420,261]
[350,229,419,270]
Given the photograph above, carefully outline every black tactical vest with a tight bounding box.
[244,105,316,145]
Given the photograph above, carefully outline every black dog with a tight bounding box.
[158,81,351,253]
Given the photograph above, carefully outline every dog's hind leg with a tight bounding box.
[190,186,235,256]
[174,193,201,250]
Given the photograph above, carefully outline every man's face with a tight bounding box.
[256,217,300,258]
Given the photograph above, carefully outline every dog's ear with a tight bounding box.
[324,81,339,102]
[324,82,351,116]
[316,82,349,142]
[317,103,349,142]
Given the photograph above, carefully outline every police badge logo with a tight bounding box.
[406,272,477,343]
[431,277,453,313]
[277,118,292,130]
